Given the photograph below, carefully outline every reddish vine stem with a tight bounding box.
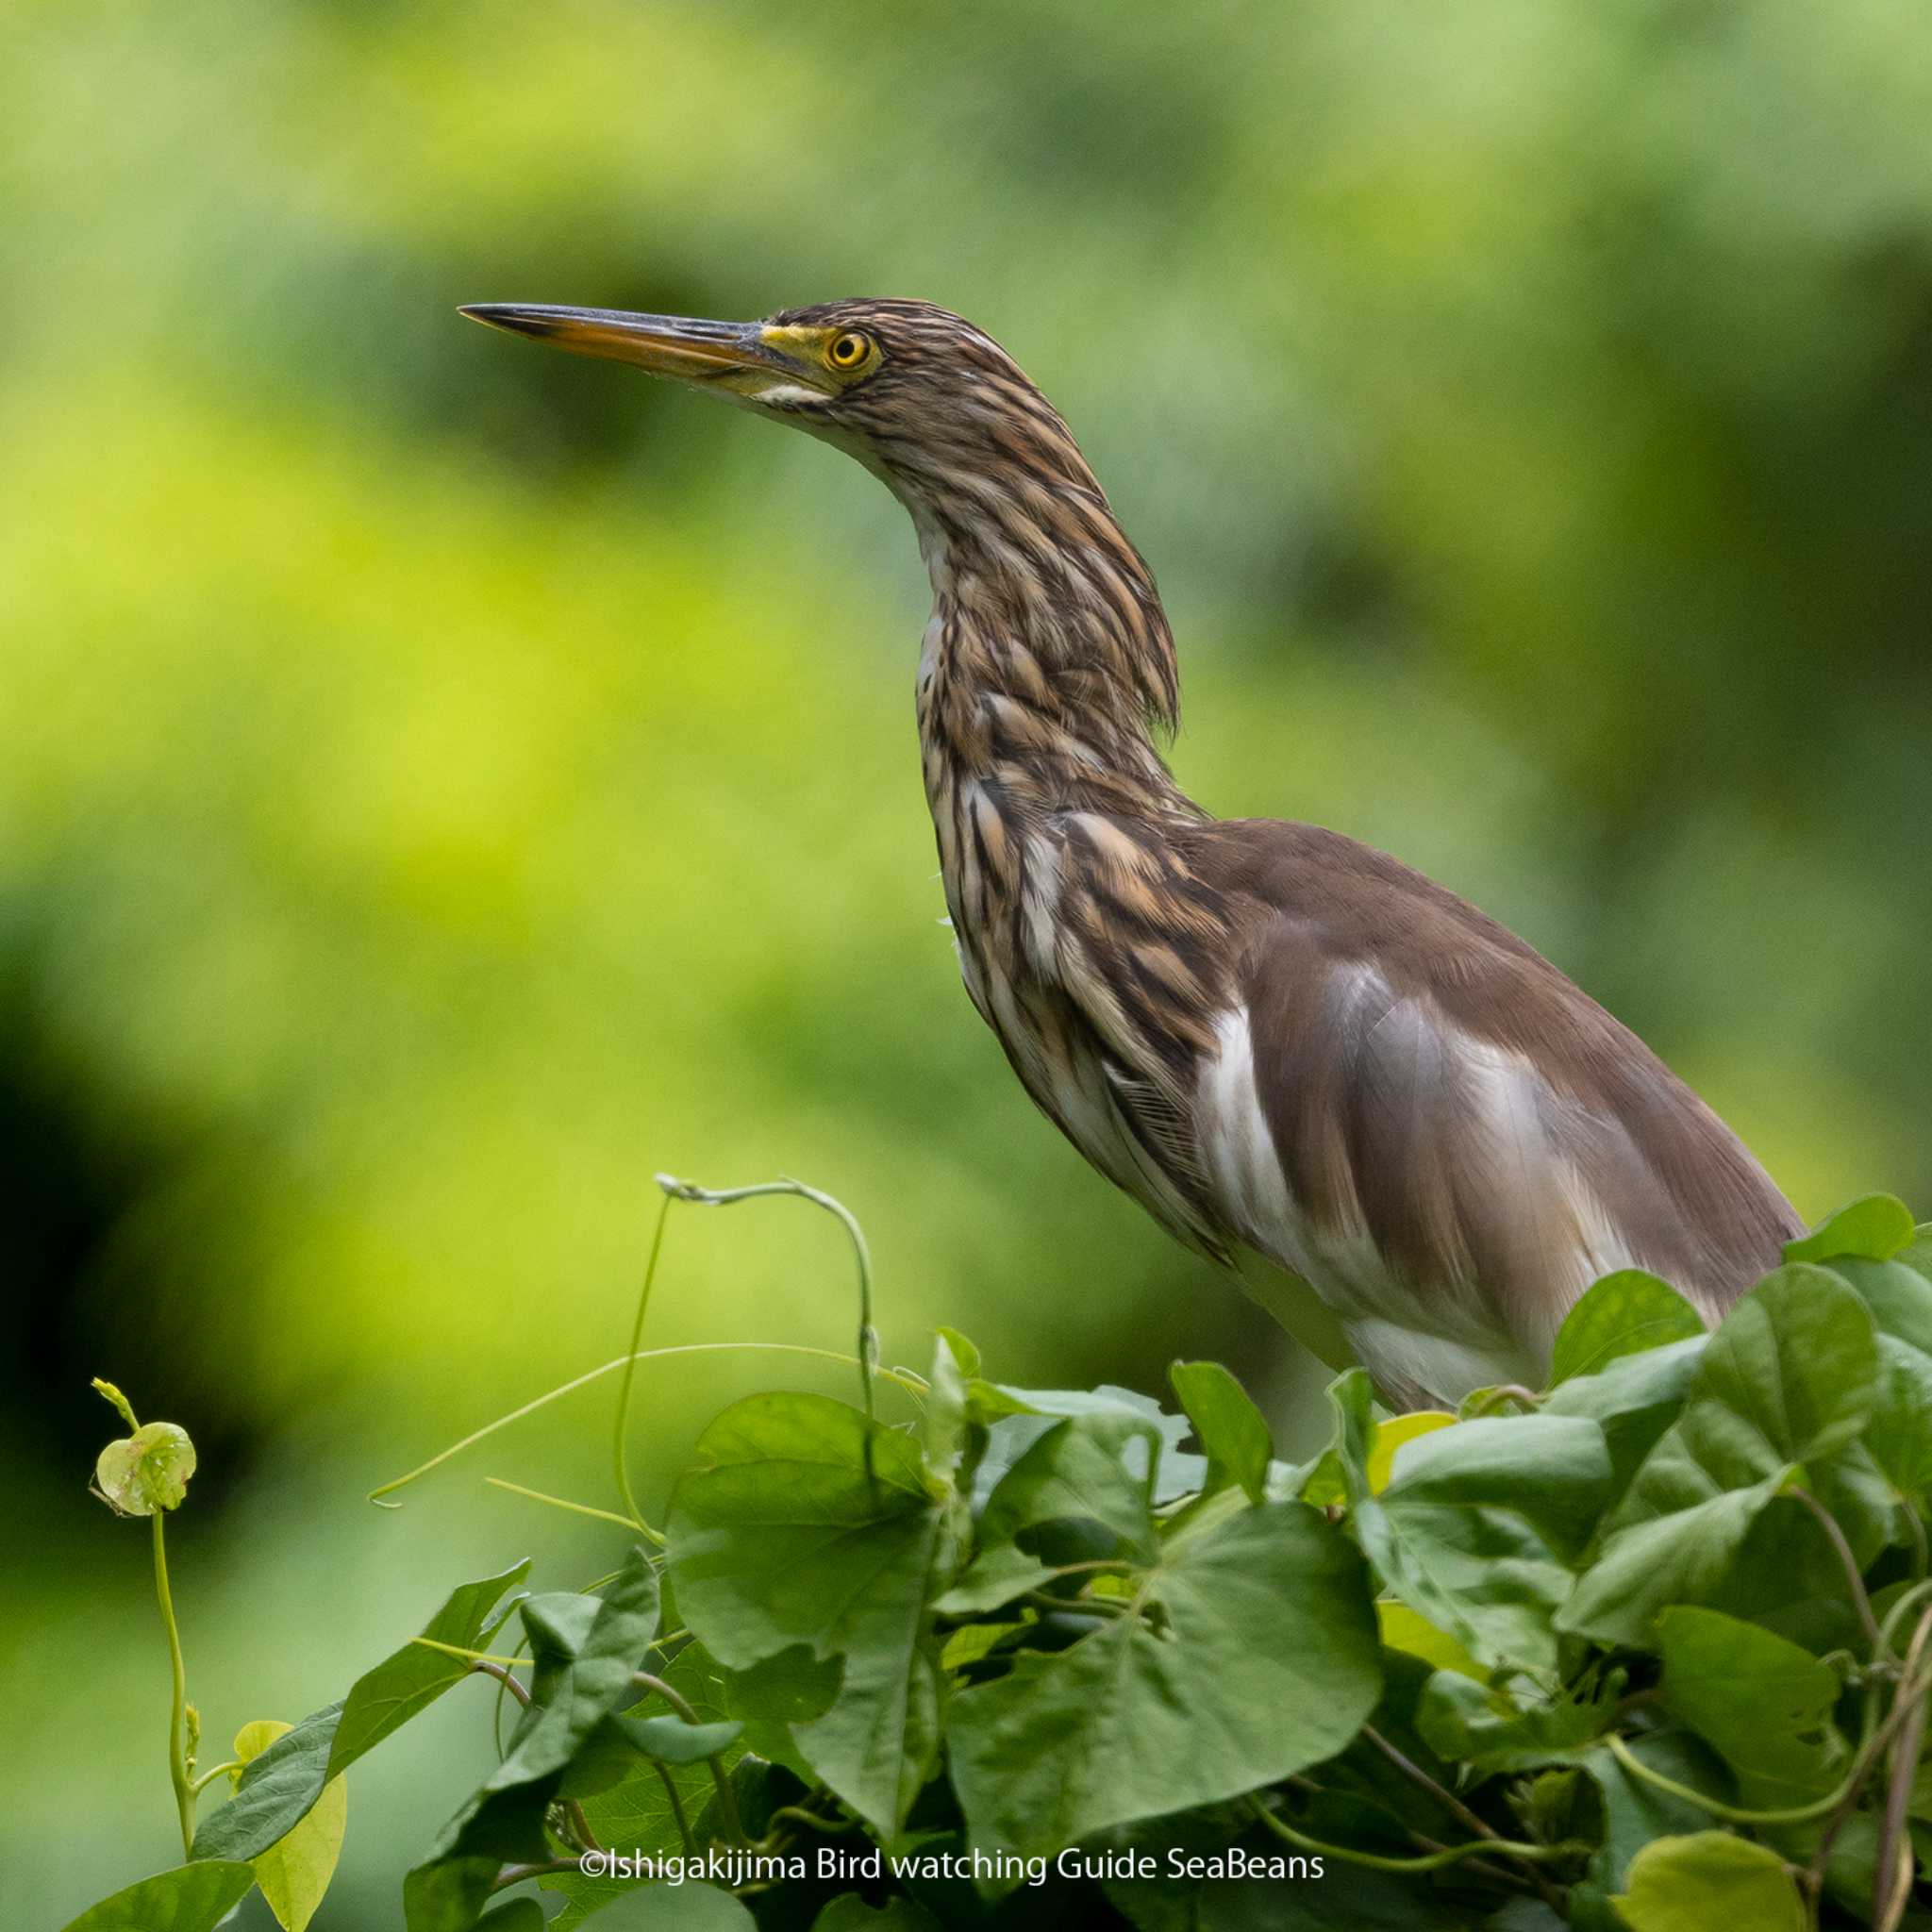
[1872,1606,1932,1931]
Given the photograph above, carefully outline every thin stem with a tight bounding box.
[1902,1504,1930,1586]
[1605,1732,1854,1827]
[613,1192,674,1538]
[566,1797,604,1857]
[1880,1578,1932,1658]
[412,1636,530,1670]
[491,1646,531,1757]
[188,1759,242,1797]
[1246,1793,1576,1876]
[1788,1486,1888,1658]
[484,1477,658,1538]
[1403,1829,1527,1890]
[657,1174,877,1428]
[632,1670,701,1722]
[761,1801,860,1838]
[656,1763,696,1857]
[491,1857,584,1890]
[633,1672,744,1844]
[368,1342,925,1505]
[152,1515,195,1857]
[1021,1588,1129,1620]
[1362,1724,1496,1842]
[1806,1649,1932,1908]
[1361,1726,1566,1907]
[1874,1606,1932,1931]
[468,1658,533,1707]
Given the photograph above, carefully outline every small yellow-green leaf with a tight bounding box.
[1366,1411,1457,1492]
[234,1720,346,1932]
[1610,1831,1804,1931]
[93,1422,197,1515]
[1375,1601,1485,1679]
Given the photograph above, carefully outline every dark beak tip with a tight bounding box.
[458,303,549,338]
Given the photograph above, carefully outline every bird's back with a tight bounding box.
[1178,818,1800,1404]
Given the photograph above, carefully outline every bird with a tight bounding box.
[460,295,1803,1409]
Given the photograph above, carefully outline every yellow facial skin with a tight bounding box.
[758,323,881,390]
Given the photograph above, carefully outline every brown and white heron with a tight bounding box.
[461,296,1800,1408]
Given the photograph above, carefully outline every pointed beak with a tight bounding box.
[458,303,805,388]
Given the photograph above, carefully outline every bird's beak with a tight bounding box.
[458,304,822,397]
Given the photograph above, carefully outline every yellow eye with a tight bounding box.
[827,330,872,370]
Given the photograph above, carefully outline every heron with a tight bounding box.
[460,296,1801,1408]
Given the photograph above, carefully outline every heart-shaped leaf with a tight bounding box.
[667,1391,964,1836]
[1559,1266,1878,1647]
[1549,1272,1706,1387]
[945,1414,1381,1857]
[56,1860,257,1932]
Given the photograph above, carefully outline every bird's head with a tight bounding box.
[462,293,1178,733]
[459,296,1103,522]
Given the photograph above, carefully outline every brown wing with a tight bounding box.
[1193,819,1801,1354]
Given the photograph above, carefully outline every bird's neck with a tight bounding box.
[904,479,1195,824]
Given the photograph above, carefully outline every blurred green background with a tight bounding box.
[5,0,1929,1923]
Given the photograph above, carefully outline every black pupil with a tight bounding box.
[838,337,860,361]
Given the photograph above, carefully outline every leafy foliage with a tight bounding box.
[65,1191,1932,1928]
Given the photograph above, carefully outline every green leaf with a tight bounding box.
[503,1545,662,1789]
[56,1861,257,1932]
[810,1900,942,1931]
[541,1644,749,1929]
[977,1410,1160,1561]
[1549,1272,1706,1387]
[579,1883,758,1927]
[191,1700,343,1863]
[932,1541,1057,1614]
[194,1559,530,1862]
[667,1391,963,1836]
[93,1421,197,1515]
[612,1713,743,1764]
[1609,1831,1806,1931]
[1656,1607,1846,1808]
[232,1720,346,1932]
[407,1549,661,1931]
[1414,1669,1619,1772]
[946,1419,1381,1857]
[1575,1731,1732,1893]
[1106,1813,1457,1927]
[1815,1254,1932,1496]
[475,1906,545,1932]
[968,1382,1193,1505]
[1541,1338,1705,1504]
[1330,1370,1611,1677]
[327,1557,532,1775]
[1169,1359,1272,1502]
[405,1780,555,1932]
[717,1644,841,1781]
[1785,1193,1915,1264]
[1559,1266,1879,1647]
[923,1328,979,1480]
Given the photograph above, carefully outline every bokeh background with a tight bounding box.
[6,0,1930,1923]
